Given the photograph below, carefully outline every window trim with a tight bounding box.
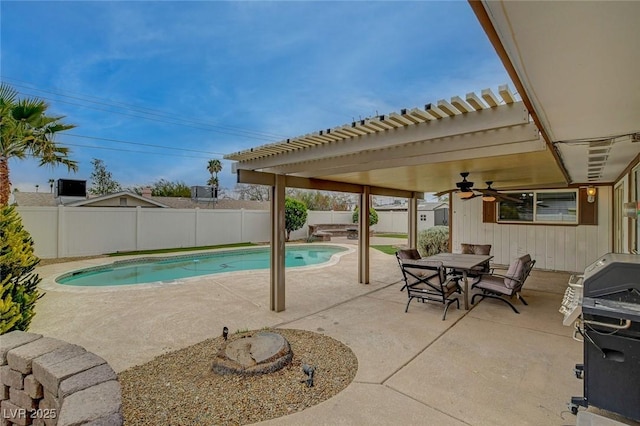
[497,189,579,225]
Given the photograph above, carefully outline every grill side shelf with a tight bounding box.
[582,297,640,323]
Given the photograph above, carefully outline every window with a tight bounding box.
[498,190,578,224]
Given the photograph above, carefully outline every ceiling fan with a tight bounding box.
[436,172,523,203]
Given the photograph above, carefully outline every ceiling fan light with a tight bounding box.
[482,195,496,202]
[458,190,474,199]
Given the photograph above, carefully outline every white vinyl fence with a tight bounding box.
[17,200,610,272]
[16,207,409,259]
[17,207,271,258]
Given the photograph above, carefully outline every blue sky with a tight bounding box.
[1,1,511,194]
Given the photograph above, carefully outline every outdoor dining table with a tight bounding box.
[419,253,494,310]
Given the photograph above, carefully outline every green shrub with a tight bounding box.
[352,206,379,226]
[285,197,308,241]
[1,206,42,334]
[417,226,450,257]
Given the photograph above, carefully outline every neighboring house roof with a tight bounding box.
[12,192,59,207]
[12,191,270,210]
[152,197,270,210]
[66,191,169,208]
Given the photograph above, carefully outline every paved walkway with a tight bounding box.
[31,240,584,425]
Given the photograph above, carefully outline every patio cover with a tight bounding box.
[225,88,566,311]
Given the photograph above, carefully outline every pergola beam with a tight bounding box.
[236,169,422,199]
[232,102,529,171]
[265,123,542,177]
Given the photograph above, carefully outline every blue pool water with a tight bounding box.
[56,245,348,287]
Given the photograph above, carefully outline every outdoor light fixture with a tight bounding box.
[457,190,474,199]
[586,186,597,203]
[302,364,315,387]
[222,326,229,341]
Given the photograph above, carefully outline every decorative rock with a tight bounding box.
[59,364,117,399]
[7,337,67,374]
[57,380,122,426]
[212,331,293,375]
[33,352,106,398]
[0,331,42,366]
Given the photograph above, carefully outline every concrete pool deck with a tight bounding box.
[30,237,593,425]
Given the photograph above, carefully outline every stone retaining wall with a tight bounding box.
[0,331,122,426]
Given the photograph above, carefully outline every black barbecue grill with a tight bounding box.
[567,253,640,421]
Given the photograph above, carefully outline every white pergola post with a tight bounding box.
[358,186,371,284]
[270,174,286,312]
[408,195,418,249]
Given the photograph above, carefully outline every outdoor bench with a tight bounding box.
[308,224,370,240]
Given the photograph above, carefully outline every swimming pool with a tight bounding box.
[56,245,348,287]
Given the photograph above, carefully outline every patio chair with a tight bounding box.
[471,254,536,314]
[396,255,462,320]
[395,249,423,291]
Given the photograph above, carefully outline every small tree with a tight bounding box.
[352,206,379,226]
[89,158,121,195]
[234,184,270,201]
[289,189,354,211]
[285,197,308,241]
[0,206,41,334]
[150,179,191,197]
[417,226,450,257]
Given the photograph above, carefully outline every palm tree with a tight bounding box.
[48,178,55,193]
[0,83,77,206]
[206,159,222,190]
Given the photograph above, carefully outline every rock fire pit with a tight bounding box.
[212,331,293,375]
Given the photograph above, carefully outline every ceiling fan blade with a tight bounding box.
[461,193,480,201]
[434,189,456,198]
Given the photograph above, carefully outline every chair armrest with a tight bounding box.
[476,272,523,285]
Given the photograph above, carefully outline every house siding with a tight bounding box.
[452,186,612,273]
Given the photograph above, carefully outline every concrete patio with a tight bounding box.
[30,238,588,425]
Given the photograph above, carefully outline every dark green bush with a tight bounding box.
[1,206,42,334]
[352,206,379,226]
[417,226,450,257]
[285,197,308,241]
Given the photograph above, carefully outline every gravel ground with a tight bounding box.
[118,329,358,425]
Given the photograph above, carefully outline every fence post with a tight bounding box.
[194,207,200,247]
[57,205,65,258]
[135,206,142,251]
[240,209,245,242]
